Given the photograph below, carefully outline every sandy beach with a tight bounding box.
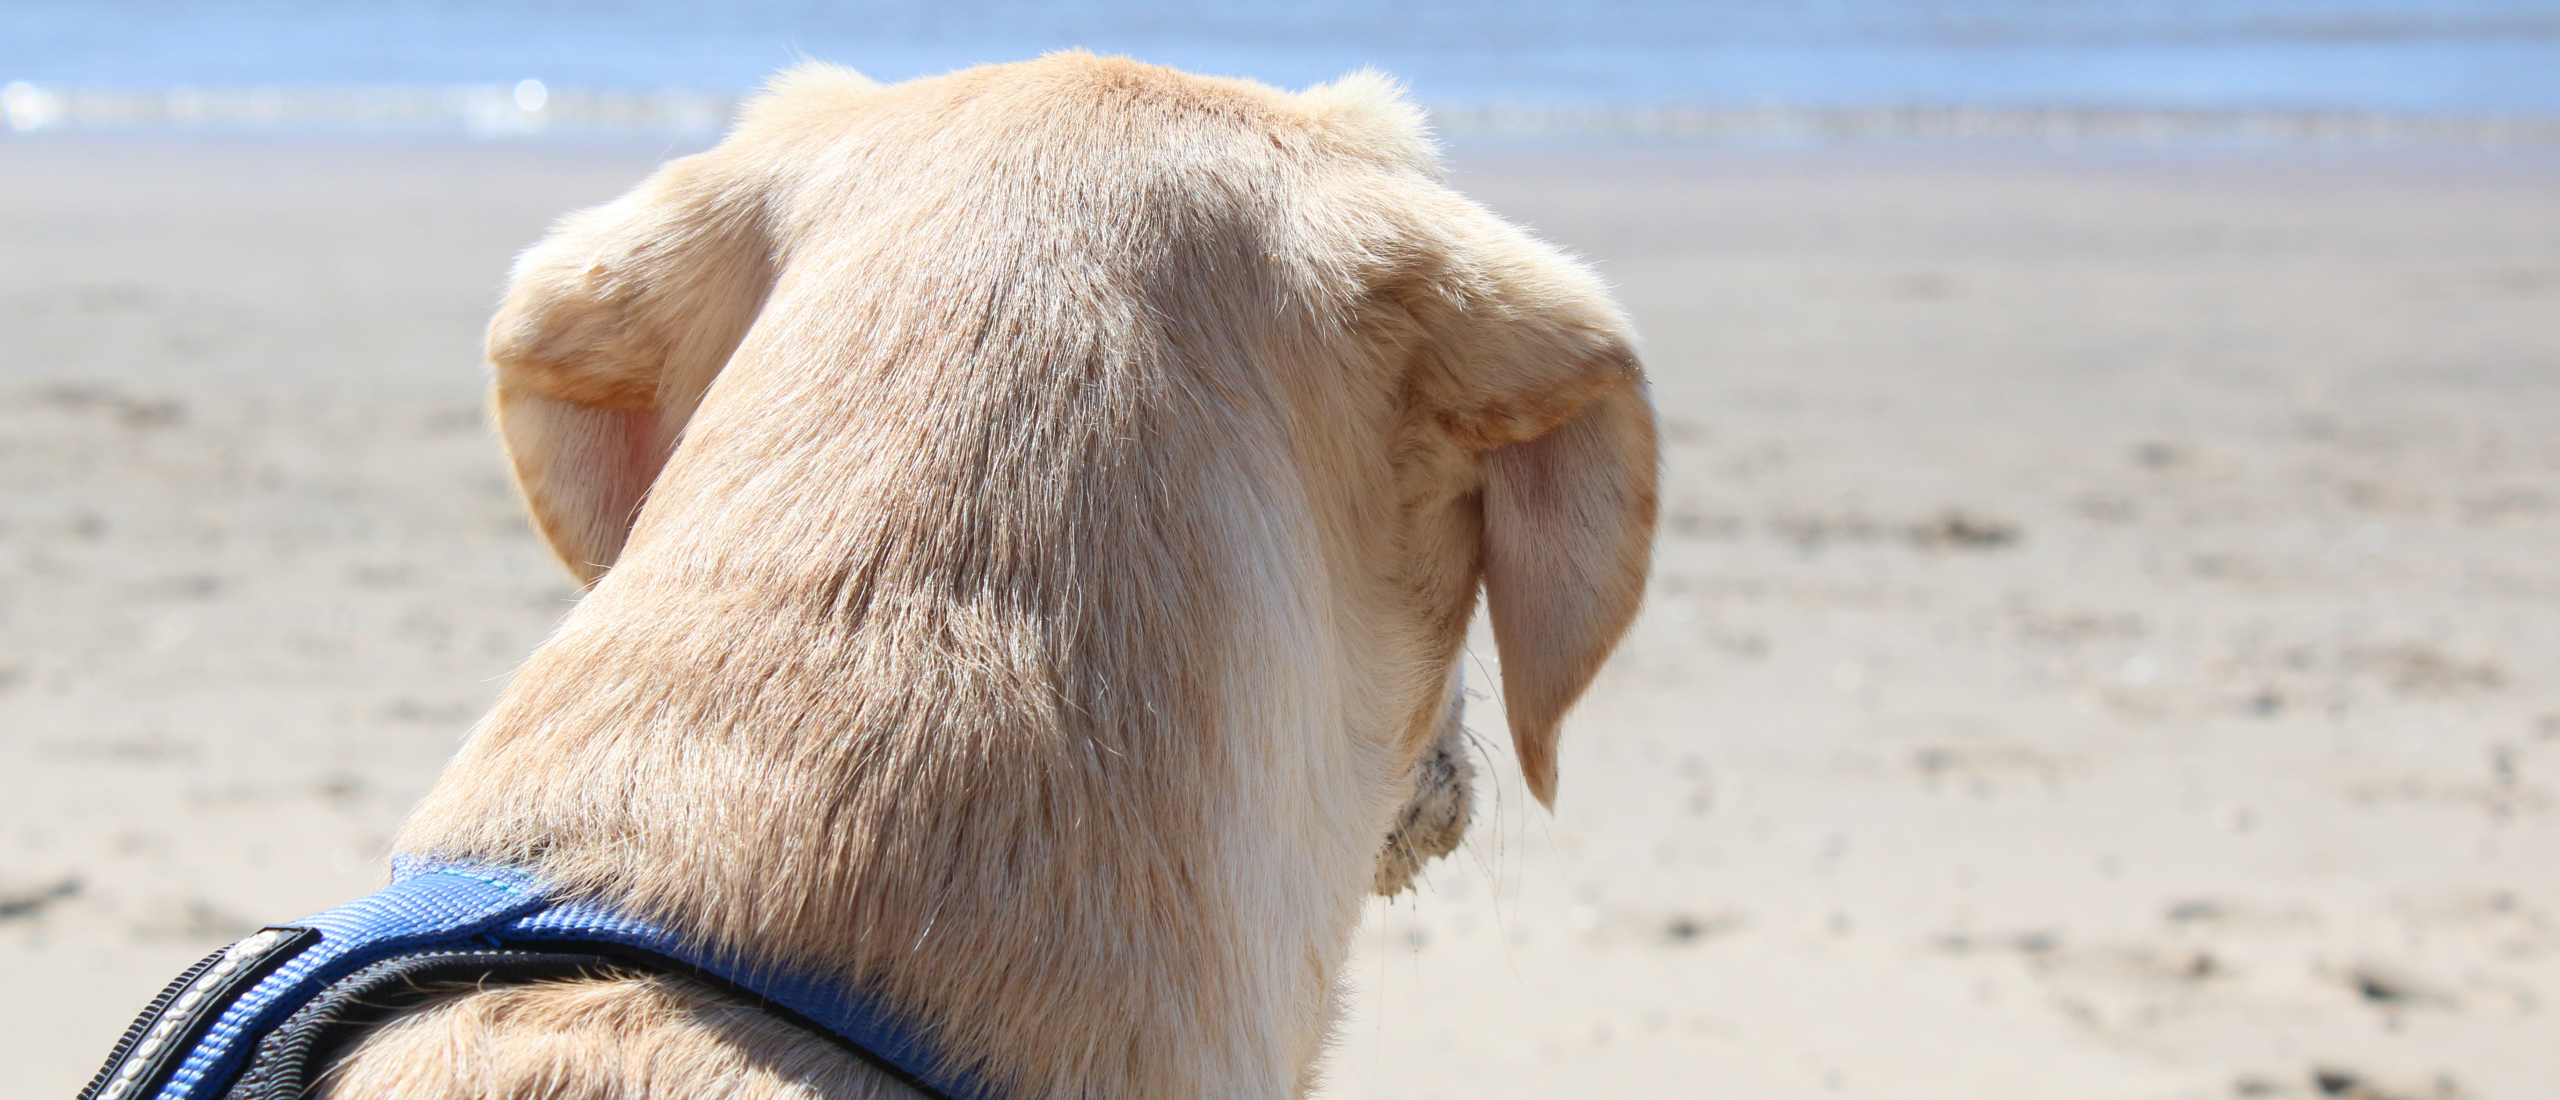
[4,133,2556,1100]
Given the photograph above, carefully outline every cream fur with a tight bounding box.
[348,52,1655,1100]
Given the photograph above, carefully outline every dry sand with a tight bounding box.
[4,134,2556,1100]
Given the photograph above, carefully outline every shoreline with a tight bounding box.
[10,81,2560,147]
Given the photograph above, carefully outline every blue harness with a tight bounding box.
[79,860,983,1100]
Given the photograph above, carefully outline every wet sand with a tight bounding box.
[3,133,2556,1099]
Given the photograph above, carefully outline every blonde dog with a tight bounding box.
[337,52,1652,1099]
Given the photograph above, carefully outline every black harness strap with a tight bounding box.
[221,950,630,1100]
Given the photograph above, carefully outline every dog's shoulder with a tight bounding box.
[322,974,920,1100]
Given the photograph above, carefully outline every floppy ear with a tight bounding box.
[1482,380,1656,807]
[486,151,775,585]
[1404,195,1659,808]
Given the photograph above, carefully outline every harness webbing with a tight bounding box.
[78,861,980,1100]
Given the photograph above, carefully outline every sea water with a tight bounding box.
[2,0,2555,126]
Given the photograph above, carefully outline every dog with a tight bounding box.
[183,52,1654,1100]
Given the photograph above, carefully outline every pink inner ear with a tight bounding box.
[1478,385,1658,807]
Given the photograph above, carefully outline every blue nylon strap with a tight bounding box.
[140,861,983,1100]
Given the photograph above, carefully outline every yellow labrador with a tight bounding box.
[345,52,1652,1099]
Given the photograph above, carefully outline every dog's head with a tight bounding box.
[479,56,1654,900]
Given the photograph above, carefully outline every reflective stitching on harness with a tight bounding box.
[81,861,983,1100]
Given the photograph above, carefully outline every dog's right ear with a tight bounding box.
[1392,190,1659,810]
[486,152,775,585]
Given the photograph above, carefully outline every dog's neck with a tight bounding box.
[398,346,1399,1098]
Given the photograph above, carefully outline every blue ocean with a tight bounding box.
[3,0,2556,126]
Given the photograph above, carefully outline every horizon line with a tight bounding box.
[6,81,2557,147]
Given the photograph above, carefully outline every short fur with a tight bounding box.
[357,53,1655,1100]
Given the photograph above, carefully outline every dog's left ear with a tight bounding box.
[486,151,776,585]
[1402,194,1660,809]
